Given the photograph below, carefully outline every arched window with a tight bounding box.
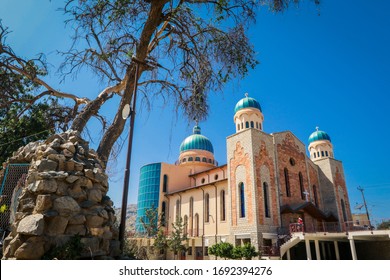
[188,157,193,161]
[259,123,262,130]
[263,182,270,218]
[256,122,259,129]
[250,121,254,128]
[189,197,194,236]
[220,190,226,221]
[299,172,305,200]
[241,123,243,129]
[184,215,188,236]
[161,201,167,226]
[183,158,187,162]
[176,199,180,219]
[284,168,291,197]
[195,157,200,161]
[239,182,246,218]
[237,124,240,131]
[341,199,347,222]
[245,121,249,128]
[317,152,320,157]
[194,213,199,237]
[208,159,212,163]
[202,157,207,162]
[163,174,168,193]
[325,151,329,157]
[313,185,319,207]
[205,193,210,222]
[313,153,316,159]
[321,151,325,157]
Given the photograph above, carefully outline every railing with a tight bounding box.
[289,220,381,235]
[261,245,280,257]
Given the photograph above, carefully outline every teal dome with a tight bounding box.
[180,126,214,153]
[309,128,331,144]
[234,94,262,113]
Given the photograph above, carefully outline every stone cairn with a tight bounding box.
[2,130,120,259]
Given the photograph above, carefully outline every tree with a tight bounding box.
[0,0,320,168]
[377,220,390,230]
[139,206,159,237]
[235,242,259,260]
[153,228,168,258]
[208,241,234,260]
[167,216,188,259]
[0,62,72,166]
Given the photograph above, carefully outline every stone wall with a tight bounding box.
[2,130,120,259]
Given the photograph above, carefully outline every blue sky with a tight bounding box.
[1,0,389,224]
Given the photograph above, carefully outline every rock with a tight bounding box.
[47,153,66,162]
[80,200,96,208]
[46,134,65,145]
[34,195,53,213]
[17,214,45,236]
[53,196,81,216]
[56,181,69,196]
[66,175,79,184]
[3,234,24,258]
[84,169,94,180]
[90,227,105,237]
[14,236,45,260]
[65,225,86,236]
[86,215,104,228]
[46,216,69,236]
[49,138,62,149]
[74,161,84,171]
[43,147,58,157]
[62,149,74,158]
[64,160,75,171]
[68,185,87,201]
[69,214,86,225]
[43,210,59,218]
[28,179,57,193]
[60,142,76,154]
[19,198,35,212]
[88,188,102,203]
[37,159,58,172]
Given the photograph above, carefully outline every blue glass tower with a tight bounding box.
[135,163,161,234]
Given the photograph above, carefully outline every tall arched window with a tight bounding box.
[183,215,188,236]
[263,182,270,218]
[250,121,254,128]
[176,199,180,219]
[194,213,199,237]
[205,193,210,222]
[284,168,291,197]
[161,201,167,226]
[245,121,249,128]
[341,199,347,222]
[299,172,305,200]
[313,185,319,207]
[239,182,246,218]
[220,190,226,221]
[163,174,168,193]
[237,124,240,131]
[189,197,194,236]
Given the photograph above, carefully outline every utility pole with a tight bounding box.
[357,186,372,230]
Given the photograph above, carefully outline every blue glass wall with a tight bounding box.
[135,163,161,234]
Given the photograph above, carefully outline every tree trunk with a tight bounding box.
[96,1,168,165]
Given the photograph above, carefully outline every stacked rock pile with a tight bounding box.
[2,130,120,259]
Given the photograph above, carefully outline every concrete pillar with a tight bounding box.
[321,241,327,260]
[305,239,312,260]
[314,240,321,260]
[349,239,358,260]
[334,241,340,260]
[287,249,291,260]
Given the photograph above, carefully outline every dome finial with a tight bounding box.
[245,92,249,97]
[316,126,319,131]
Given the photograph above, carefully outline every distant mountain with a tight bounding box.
[114,204,137,234]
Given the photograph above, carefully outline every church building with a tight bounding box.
[135,93,357,260]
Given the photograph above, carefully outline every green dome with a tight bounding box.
[309,128,331,144]
[234,94,262,113]
[180,126,214,153]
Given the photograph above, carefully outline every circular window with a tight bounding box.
[289,158,296,166]
[201,178,205,184]
[214,174,219,180]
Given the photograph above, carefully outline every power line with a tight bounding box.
[0,129,53,148]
